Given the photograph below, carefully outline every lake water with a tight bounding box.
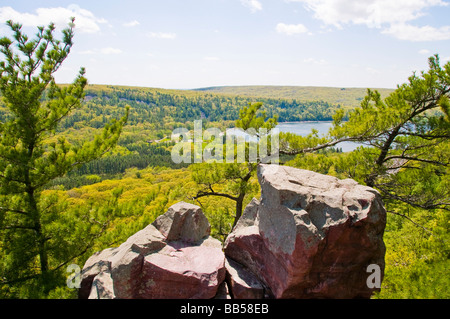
[227,121,358,152]
[276,121,359,152]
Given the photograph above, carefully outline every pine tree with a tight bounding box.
[281,55,449,216]
[0,19,128,294]
[191,102,278,227]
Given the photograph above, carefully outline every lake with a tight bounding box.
[227,121,359,152]
[276,121,359,152]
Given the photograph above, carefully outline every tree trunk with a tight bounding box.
[27,187,49,274]
[25,140,49,275]
[365,126,401,187]
[232,165,255,227]
[233,193,246,228]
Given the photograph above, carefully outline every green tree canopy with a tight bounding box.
[0,19,128,296]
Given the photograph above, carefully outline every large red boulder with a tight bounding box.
[139,238,225,299]
[79,202,225,299]
[224,164,386,299]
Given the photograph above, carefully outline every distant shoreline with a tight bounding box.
[276,120,333,124]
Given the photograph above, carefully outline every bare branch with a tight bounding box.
[279,136,358,155]
[400,131,450,140]
[193,190,239,202]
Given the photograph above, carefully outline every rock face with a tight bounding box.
[225,257,266,299]
[79,165,386,299]
[79,202,225,299]
[224,164,387,299]
[152,201,211,243]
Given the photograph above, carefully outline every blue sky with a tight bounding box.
[1,0,450,89]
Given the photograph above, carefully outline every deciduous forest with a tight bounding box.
[0,20,448,299]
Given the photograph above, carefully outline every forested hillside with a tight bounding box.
[79,84,347,125]
[195,85,394,108]
[1,84,346,188]
[1,81,448,299]
[1,84,370,134]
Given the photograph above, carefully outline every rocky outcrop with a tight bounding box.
[79,164,386,299]
[225,257,267,299]
[79,202,225,299]
[224,164,386,299]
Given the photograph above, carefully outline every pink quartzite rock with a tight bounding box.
[139,238,225,299]
[224,164,386,299]
[225,257,267,299]
[152,201,211,244]
[78,247,118,299]
[79,202,225,299]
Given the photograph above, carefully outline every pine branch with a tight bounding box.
[0,206,29,216]
[383,155,449,167]
[377,185,450,211]
[193,187,239,202]
[386,210,446,244]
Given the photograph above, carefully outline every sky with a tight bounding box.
[1,0,450,89]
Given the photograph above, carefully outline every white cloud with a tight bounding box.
[303,58,327,65]
[276,23,309,35]
[78,50,96,55]
[241,0,263,13]
[78,47,122,55]
[147,32,177,39]
[419,49,431,55]
[383,23,450,41]
[291,0,448,28]
[288,0,450,41]
[123,20,140,27]
[366,66,381,74]
[100,47,122,55]
[204,56,220,61]
[0,5,107,33]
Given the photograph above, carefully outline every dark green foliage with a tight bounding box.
[0,19,127,297]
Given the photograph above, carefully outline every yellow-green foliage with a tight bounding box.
[45,165,259,260]
[376,208,449,299]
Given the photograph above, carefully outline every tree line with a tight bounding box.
[56,84,342,129]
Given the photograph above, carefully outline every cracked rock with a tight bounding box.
[224,164,386,299]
